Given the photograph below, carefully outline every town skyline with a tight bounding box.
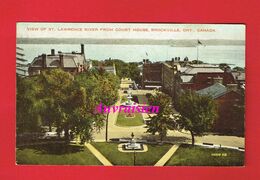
[17,43,245,68]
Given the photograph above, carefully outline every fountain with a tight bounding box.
[121,89,138,118]
[123,132,143,151]
[121,89,136,106]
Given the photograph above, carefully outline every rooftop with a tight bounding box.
[30,53,86,68]
[183,65,223,75]
[196,83,228,99]
[180,75,194,83]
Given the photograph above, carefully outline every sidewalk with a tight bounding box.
[85,143,113,166]
[154,144,180,166]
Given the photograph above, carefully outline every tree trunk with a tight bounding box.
[190,130,195,146]
[48,123,52,132]
[105,113,109,142]
[64,126,70,143]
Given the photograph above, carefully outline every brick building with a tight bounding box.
[142,60,162,89]
[180,72,237,91]
[141,59,245,135]
[197,83,244,134]
[28,44,88,76]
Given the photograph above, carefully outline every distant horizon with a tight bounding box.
[17,38,245,46]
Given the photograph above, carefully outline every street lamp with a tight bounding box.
[105,112,109,142]
[131,132,136,166]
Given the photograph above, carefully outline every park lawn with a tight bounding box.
[16,143,102,165]
[166,144,244,166]
[91,142,172,166]
[116,112,144,126]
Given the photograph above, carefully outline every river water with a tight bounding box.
[17,44,245,68]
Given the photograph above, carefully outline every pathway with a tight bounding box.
[154,144,180,166]
[85,143,113,166]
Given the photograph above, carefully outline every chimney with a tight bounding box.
[143,59,149,64]
[51,49,55,55]
[59,54,64,67]
[171,58,175,67]
[81,44,84,54]
[42,54,47,68]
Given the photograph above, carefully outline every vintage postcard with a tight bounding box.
[16,23,245,166]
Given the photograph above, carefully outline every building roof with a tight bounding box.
[181,64,223,75]
[179,67,188,73]
[187,64,220,68]
[183,67,223,75]
[91,65,116,75]
[196,83,228,99]
[30,53,86,68]
[180,75,193,83]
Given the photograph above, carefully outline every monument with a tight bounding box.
[121,89,136,106]
[121,89,138,117]
[123,132,143,151]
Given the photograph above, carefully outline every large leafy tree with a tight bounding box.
[177,90,217,145]
[75,71,120,142]
[146,92,177,141]
[16,75,43,133]
[17,68,120,143]
[233,66,245,72]
[102,59,141,84]
[38,69,80,141]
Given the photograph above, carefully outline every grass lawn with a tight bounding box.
[16,143,102,165]
[116,112,144,126]
[166,144,244,166]
[92,142,172,166]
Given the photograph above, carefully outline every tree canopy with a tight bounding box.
[93,59,142,85]
[177,90,218,145]
[146,92,177,141]
[16,68,120,143]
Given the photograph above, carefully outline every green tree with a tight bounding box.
[38,69,76,141]
[177,90,217,145]
[146,92,177,141]
[127,62,141,85]
[101,59,141,84]
[16,75,43,133]
[17,68,120,143]
[233,66,245,72]
[191,60,203,64]
[93,72,119,142]
[75,71,120,142]
[219,63,231,71]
